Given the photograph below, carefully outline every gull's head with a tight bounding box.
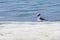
[37,14,40,17]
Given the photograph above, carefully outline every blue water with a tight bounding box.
[0,0,60,22]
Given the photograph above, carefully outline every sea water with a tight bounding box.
[0,0,60,22]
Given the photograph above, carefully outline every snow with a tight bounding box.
[0,22,60,40]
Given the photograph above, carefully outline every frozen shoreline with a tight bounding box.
[0,22,60,40]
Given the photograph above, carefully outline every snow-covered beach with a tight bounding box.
[0,22,60,40]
